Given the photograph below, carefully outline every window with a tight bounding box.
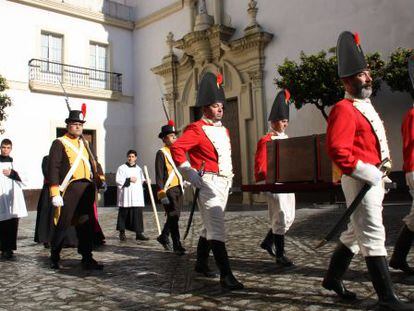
[41,32,63,75]
[89,42,108,89]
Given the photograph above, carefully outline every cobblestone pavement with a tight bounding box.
[1,204,414,310]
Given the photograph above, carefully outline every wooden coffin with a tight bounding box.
[266,135,317,183]
[315,134,342,183]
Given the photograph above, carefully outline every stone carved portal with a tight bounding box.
[151,1,273,204]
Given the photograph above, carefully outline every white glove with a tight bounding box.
[406,172,414,190]
[183,181,192,188]
[161,197,170,205]
[351,160,383,186]
[52,195,64,207]
[383,176,392,184]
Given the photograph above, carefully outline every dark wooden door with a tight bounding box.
[56,128,97,156]
[222,99,242,188]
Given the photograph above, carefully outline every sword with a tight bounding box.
[315,158,391,249]
[183,161,205,240]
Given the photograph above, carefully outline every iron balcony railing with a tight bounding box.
[28,58,122,92]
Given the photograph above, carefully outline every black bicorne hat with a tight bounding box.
[65,110,86,124]
[268,89,291,121]
[65,103,86,124]
[195,72,226,107]
[158,120,178,139]
[408,54,414,89]
[337,31,368,78]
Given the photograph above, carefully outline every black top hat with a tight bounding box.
[65,110,86,124]
[268,89,291,121]
[158,120,178,139]
[409,54,414,89]
[195,72,226,107]
[337,31,368,78]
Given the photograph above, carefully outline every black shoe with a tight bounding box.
[322,242,357,300]
[1,250,14,260]
[49,254,61,269]
[173,245,186,256]
[220,274,244,290]
[366,256,414,310]
[260,229,276,257]
[195,264,218,278]
[136,233,149,241]
[43,242,50,249]
[82,257,104,270]
[157,235,172,251]
[50,259,60,269]
[322,278,357,300]
[276,255,294,267]
[119,231,126,241]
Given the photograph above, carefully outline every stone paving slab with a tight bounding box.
[1,204,414,310]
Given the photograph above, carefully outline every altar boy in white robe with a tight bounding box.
[116,149,149,241]
[0,138,27,260]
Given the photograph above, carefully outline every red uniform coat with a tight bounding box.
[171,119,227,172]
[254,133,272,182]
[402,107,414,172]
[326,99,382,175]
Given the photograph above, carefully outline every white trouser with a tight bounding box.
[339,175,386,257]
[402,186,414,231]
[198,173,231,242]
[266,193,296,235]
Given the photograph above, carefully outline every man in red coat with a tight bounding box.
[390,55,414,274]
[254,89,295,266]
[171,72,243,290]
[322,31,412,310]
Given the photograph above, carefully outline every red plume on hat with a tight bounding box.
[284,89,291,104]
[81,103,87,117]
[168,120,174,126]
[216,73,223,88]
[353,32,360,46]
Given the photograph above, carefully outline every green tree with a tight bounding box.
[382,47,414,98]
[0,75,11,133]
[275,49,385,120]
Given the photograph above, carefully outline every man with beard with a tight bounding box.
[255,90,295,266]
[171,72,244,290]
[389,55,414,275]
[321,31,412,310]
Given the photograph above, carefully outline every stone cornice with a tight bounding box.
[8,0,134,30]
[134,0,184,30]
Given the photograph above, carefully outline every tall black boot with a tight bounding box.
[170,216,185,256]
[260,229,275,257]
[50,247,61,269]
[274,234,294,267]
[210,240,244,290]
[365,256,414,310]
[194,237,217,278]
[322,242,356,300]
[390,225,414,274]
[157,220,172,251]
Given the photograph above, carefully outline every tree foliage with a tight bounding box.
[382,47,414,98]
[275,49,385,120]
[0,75,11,133]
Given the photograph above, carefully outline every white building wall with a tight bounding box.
[132,4,191,176]
[0,0,135,188]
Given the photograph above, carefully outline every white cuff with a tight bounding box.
[351,160,383,186]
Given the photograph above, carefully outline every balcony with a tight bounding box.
[28,58,122,100]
